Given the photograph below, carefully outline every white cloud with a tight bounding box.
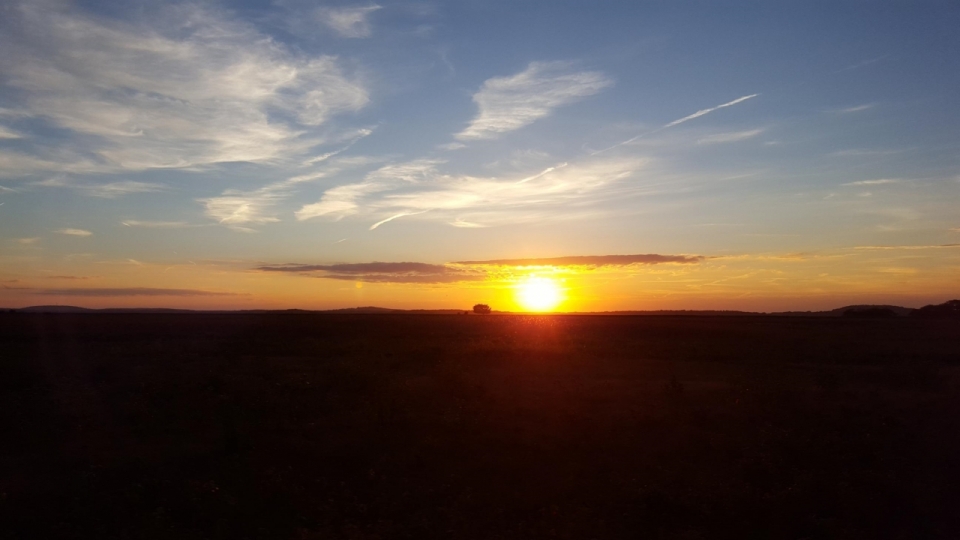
[297,156,645,228]
[698,129,764,145]
[0,2,369,173]
[455,61,612,141]
[34,177,165,198]
[316,5,382,38]
[121,220,191,228]
[836,103,875,114]
[15,237,40,244]
[0,125,21,139]
[201,133,375,227]
[830,149,902,157]
[201,191,283,227]
[843,179,900,186]
[86,181,165,198]
[296,159,445,221]
[56,228,92,237]
[450,219,488,228]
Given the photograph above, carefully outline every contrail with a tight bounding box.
[663,94,758,128]
[369,210,427,230]
[517,163,567,184]
[591,93,759,155]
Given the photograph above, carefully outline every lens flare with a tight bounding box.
[516,276,562,312]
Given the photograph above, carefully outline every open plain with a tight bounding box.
[2,313,959,539]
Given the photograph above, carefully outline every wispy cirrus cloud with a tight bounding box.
[842,178,900,186]
[296,159,443,221]
[853,244,960,251]
[0,125,22,139]
[296,156,645,228]
[316,5,382,38]
[456,254,704,267]
[257,262,485,283]
[121,220,192,229]
[201,131,375,228]
[34,177,165,198]
[455,61,612,141]
[830,149,903,158]
[835,103,876,114]
[0,1,369,174]
[55,228,92,237]
[697,128,764,145]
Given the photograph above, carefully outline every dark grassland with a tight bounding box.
[1,314,959,539]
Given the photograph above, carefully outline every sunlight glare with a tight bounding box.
[516,276,563,312]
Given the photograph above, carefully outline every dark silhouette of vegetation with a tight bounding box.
[2,313,959,538]
[472,303,491,314]
[912,299,960,319]
[843,307,897,318]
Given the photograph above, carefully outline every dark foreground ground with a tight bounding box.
[1,314,959,539]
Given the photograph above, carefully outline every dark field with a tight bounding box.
[2,314,959,539]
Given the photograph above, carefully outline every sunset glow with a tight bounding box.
[516,276,563,312]
[0,2,958,312]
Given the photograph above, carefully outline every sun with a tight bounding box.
[516,276,563,312]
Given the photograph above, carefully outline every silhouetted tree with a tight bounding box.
[473,304,491,315]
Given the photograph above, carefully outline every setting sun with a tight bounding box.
[516,276,563,312]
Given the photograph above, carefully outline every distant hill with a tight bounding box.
[9,305,469,315]
[830,305,916,317]
[9,303,957,317]
[16,305,98,313]
[15,306,198,314]
[579,310,756,316]
[912,299,960,319]
[320,306,404,314]
[772,305,915,317]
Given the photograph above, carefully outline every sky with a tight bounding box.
[1,0,959,312]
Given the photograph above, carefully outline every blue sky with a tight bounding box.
[1,0,958,310]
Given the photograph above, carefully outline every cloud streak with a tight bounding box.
[296,156,645,228]
[121,220,192,229]
[257,262,486,283]
[0,125,22,139]
[698,129,764,145]
[34,177,165,198]
[836,103,876,113]
[455,61,612,141]
[316,5,382,38]
[202,130,375,228]
[842,179,900,186]
[55,228,92,237]
[456,254,704,267]
[853,244,960,251]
